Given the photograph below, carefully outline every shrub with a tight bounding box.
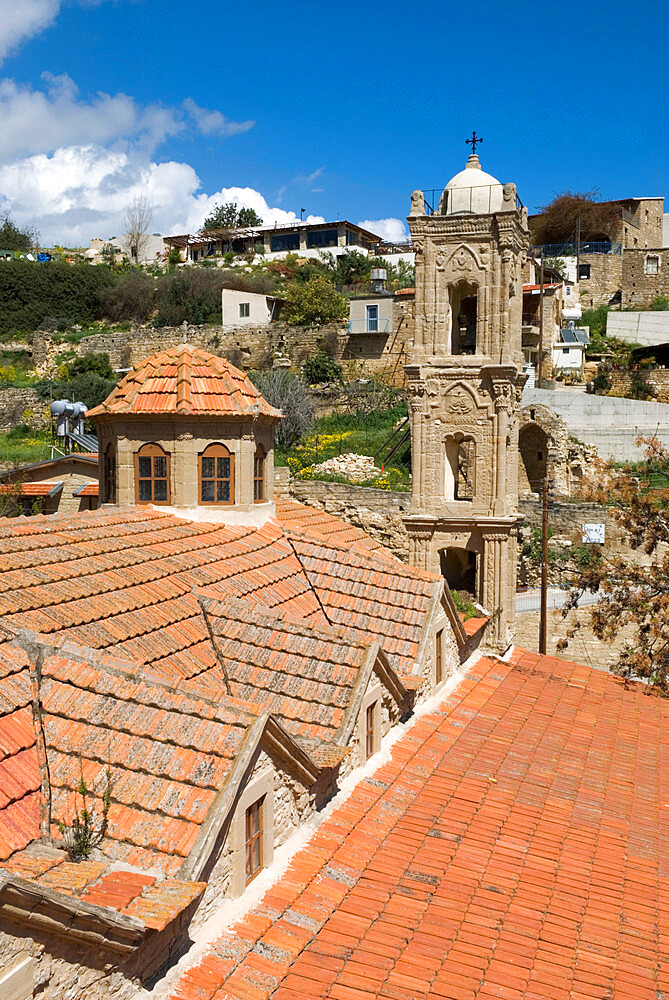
[303,350,343,384]
[35,352,117,409]
[249,369,314,449]
[0,261,114,336]
[281,275,348,326]
[650,295,668,311]
[99,270,154,322]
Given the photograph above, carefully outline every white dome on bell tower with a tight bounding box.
[439,154,504,216]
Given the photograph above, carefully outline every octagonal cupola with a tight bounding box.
[88,344,282,522]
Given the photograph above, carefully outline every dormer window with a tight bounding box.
[104,444,116,504]
[199,443,234,505]
[135,443,170,504]
[254,446,266,502]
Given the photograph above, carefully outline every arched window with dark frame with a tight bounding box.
[103,444,116,504]
[134,443,170,505]
[199,443,234,505]
[254,445,266,503]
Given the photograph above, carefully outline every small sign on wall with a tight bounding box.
[582,523,605,544]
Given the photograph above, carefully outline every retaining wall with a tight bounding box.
[521,386,669,460]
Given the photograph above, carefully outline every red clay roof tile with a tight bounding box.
[87,344,282,420]
[165,648,669,1000]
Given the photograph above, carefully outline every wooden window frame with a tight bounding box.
[245,798,263,884]
[103,444,116,504]
[365,703,376,761]
[198,443,234,506]
[254,445,266,503]
[134,443,170,506]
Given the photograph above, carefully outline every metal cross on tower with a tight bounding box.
[466,131,483,154]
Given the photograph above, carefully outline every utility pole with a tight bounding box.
[537,248,544,388]
[539,475,549,655]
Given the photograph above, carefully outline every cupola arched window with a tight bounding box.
[135,443,170,505]
[445,436,475,501]
[254,445,266,503]
[199,443,234,505]
[103,444,116,504]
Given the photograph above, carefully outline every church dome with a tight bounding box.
[88,343,282,420]
[439,154,504,216]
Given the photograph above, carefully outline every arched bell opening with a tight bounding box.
[449,280,478,355]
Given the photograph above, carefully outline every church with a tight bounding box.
[0,150,663,1000]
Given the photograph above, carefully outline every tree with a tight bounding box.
[281,275,348,326]
[202,202,262,231]
[249,369,314,449]
[0,213,38,252]
[36,353,117,410]
[303,350,343,384]
[529,191,617,247]
[560,439,669,691]
[121,195,153,262]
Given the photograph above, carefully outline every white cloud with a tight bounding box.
[0,0,60,62]
[358,217,408,243]
[0,75,254,161]
[182,98,254,137]
[0,144,324,245]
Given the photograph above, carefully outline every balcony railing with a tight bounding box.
[529,241,622,257]
[347,319,390,334]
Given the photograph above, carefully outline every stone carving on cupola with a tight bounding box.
[87,344,282,525]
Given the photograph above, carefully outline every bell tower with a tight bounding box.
[403,148,529,650]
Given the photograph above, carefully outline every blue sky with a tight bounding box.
[0,0,667,245]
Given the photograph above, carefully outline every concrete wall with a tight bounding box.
[221,289,278,328]
[607,310,669,346]
[521,386,669,460]
[348,295,394,334]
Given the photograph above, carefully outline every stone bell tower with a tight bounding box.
[403,146,530,650]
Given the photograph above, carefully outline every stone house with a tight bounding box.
[0,345,476,1000]
[221,287,283,328]
[0,453,99,514]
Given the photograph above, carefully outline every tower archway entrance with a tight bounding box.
[440,547,477,597]
[519,424,548,493]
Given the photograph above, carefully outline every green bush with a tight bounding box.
[303,350,343,384]
[35,352,117,410]
[281,275,348,326]
[248,369,314,449]
[0,261,114,336]
[650,295,668,311]
[99,270,155,323]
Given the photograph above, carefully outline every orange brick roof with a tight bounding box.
[275,497,398,562]
[87,344,282,419]
[0,481,63,497]
[0,637,38,860]
[202,595,384,745]
[167,648,669,1000]
[73,481,99,497]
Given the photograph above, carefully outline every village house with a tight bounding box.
[0,453,99,515]
[164,220,381,264]
[0,344,476,1000]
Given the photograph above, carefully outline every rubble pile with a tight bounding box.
[309,453,381,482]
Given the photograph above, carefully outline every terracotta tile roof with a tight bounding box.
[0,481,63,497]
[31,643,258,873]
[275,498,399,563]
[286,529,440,674]
[167,648,669,1000]
[202,595,374,744]
[1,844,204,933]
[73,481,99,497]
[87,344,282,419]
[0,637,39,860]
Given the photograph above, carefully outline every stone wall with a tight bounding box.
[621,248,669,308]
[290,479,412,560]
[607,367,669,403]
[0,387,48,432]
[578,254,622,308]
[31,313,413,387]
